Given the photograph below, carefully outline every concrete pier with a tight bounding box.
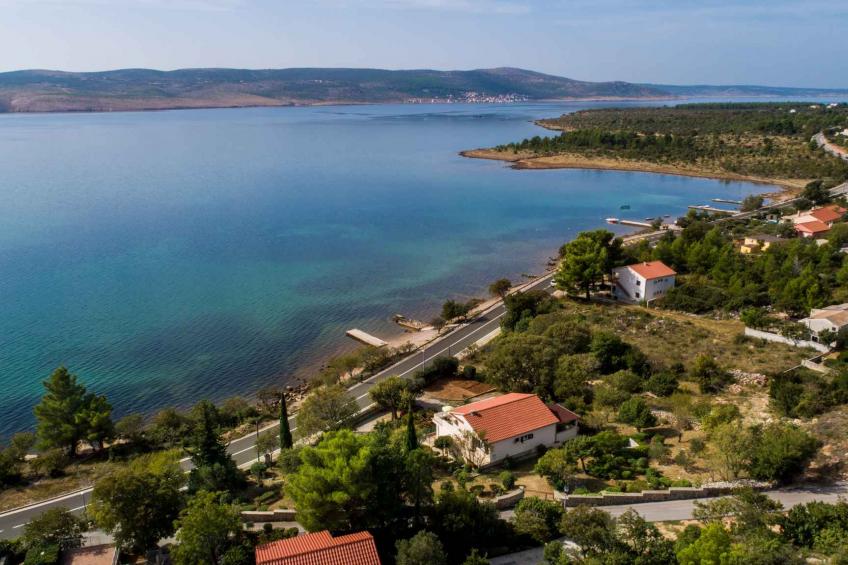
[346,329,388,348]
[688,205,736,215]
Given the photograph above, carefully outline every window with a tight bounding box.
[513,433,535,443]
[636,280,641,286]
[635,292,640,298]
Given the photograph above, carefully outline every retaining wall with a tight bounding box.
[241,508,297,522]
[554,485,741,508]
[744,327,828,353]
[485,486,525,510]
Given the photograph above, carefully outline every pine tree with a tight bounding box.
[405,398,418,452]
[33,367,88,455]
[186,400,243,493]
[279,393,293,450]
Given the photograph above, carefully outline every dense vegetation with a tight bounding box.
[497,103,848,180]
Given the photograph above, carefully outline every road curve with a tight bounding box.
[0,273,554,539]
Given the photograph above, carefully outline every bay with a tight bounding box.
[0,99,805,437]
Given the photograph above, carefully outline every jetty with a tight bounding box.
[346,329,388,348]
[618,219,653,228]
[711,198,742,205]
[392,314,428,331]
[606,218,654,228]
[688,205,736,215]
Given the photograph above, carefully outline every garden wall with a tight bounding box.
[485,486,525,510]
[241,508,297,522]
[743,327,828,353]
[555,485,741,507]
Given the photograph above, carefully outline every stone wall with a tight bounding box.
[555,486,740,507]
[486,486,525,510]
[241,508,297,522]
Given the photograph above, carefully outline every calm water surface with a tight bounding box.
[0,100,785,436]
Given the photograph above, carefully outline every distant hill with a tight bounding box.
[0,67,845,113]
[644,83,848,98]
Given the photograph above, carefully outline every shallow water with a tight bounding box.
[0,100,802,436]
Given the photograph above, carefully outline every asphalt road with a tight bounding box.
[0,273,554,539]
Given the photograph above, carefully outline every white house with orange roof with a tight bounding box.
[611,261,676,303]
[433,393,579,467]
[787,204,847,226]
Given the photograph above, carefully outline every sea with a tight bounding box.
[0,98,832,438]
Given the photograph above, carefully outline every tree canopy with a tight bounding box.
[90,452,185,553]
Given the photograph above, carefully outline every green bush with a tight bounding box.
[24,544,60,565]
[499,470,516,490]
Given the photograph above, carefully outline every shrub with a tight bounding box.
[644,371,679,396]
[29,449,68,478]
[617,398,657,430]
[689,355,731,393]
[499,470,516,490]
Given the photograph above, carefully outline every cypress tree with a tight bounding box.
[279,393,293,450]
[405,397,418,452]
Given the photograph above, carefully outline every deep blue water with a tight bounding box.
[0,100,796,436]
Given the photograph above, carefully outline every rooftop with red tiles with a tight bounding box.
[255,530,381,565]
[795,220,831,234]
[626,261,676,280]
[452,393,560,443]
[810,205,847,224]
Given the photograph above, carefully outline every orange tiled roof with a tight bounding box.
[810,205,846,224]
[795,220,831,234]
[548,403,581,425]
[453,393,559,443]
[255,531,381,565]
[627,261,676,280]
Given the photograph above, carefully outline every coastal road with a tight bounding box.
[0,272,555,539]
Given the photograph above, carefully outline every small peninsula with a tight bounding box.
[463,103,848,192]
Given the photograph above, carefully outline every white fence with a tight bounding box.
[744,327,829,353]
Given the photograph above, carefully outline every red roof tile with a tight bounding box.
[795,220,830,234]
[810,205,846,223]
[255,531,381,565]
[547,403,581,425]
[453,393,559,443]
[626,261,676,280]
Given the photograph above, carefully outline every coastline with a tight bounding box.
[459,148,803,199]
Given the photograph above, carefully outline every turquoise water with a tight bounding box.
[0,101,771,436]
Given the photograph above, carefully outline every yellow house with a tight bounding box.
[740,234,782,254]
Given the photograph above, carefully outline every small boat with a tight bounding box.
[663,214,670,218]
[620,204,631,210]
[645,217,655,221]
[605,217,619,224]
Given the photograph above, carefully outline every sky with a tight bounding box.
[0,0,845,88]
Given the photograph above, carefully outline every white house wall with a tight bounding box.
[613,267,675,302]
[487,425,557,464]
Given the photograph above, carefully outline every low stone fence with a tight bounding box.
[554,485,741,508]
[801,357,834,374]
[241,508,297,523]
[744,327,828,353]
[484,486,525,510]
